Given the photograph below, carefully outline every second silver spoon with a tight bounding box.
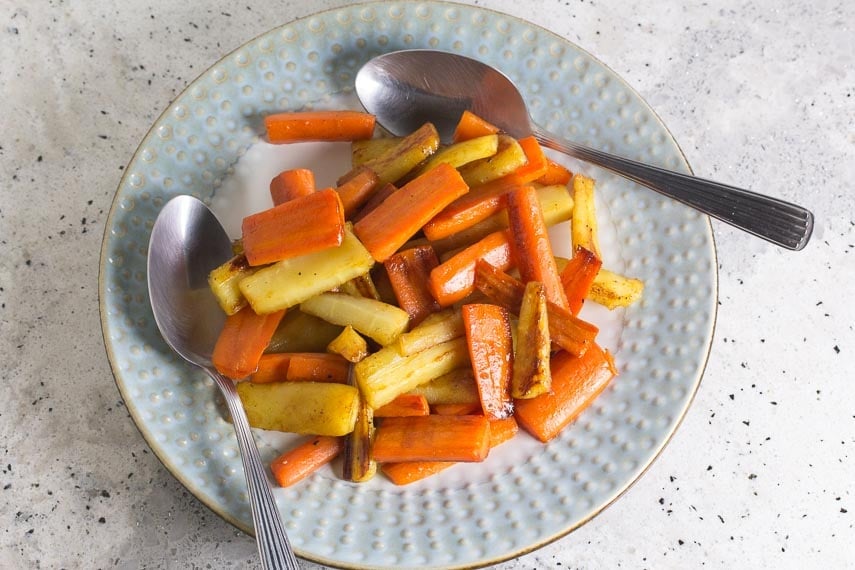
[147,195,299,570]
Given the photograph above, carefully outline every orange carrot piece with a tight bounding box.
[241,188,345,266]
[422,137,548,241]
[269,436,343,487]
[431,402,482,416]
[380,417,517,485]
[270,168,315,206]
[373,394,430,418]
[428,230,513,307]
[452,110,499,143]
[335,166,380,218]
[506,185,569,308]
[514,344,615,442]
[352,182,397,223]
[473,260,598,356]
[503,136,548,185]
[422,178,518,241]
[373,415,490,462]
[536,159,572,186]
[252,353,351,383]
[286,353,349,383]
[212,306,286,379]
[560,246,603,315]
[353,163,469,262]
[265,111,375,143]
[462,304,513,419]
[384,245,442,326]
[250,353,293,383]
[380,460,451,485]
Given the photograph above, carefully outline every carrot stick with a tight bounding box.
[252,353,350,383]
[270,168,315,206]
[428,230,513,307]
[373,394,430,418]
[422,137,548,241]
[352,182,397,223]
[489,416,519,444]
[286,353,349,383]
[241,188,344,266]
[473,260,598,356]
[380,417,517,485]
[422,178,518,241]
[431,402,482,415]
[560,246,603,315]
[212,306,286,379]
[514,344,616,442]
[506,185,568,308]
[373,415,490,462]
[462,304,513,419]
[384,245,442,326]
[536,159,572,186]
[250,353,293,383]
[452,110,499,143]
[335,166,380,218]
[265,111,375,143]
[503,136,548,185]
[354,163,469,262]
[380,459,451,485]
[269,436,344,487]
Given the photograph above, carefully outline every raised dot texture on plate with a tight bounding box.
[99,2,716,569]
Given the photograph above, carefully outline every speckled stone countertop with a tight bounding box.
[1,0,853,568]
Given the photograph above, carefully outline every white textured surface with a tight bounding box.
[0,1,853,569]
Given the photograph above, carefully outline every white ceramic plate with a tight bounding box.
[99,2,717,568]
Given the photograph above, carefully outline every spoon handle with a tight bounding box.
[211,370,300,570]
[531,126,813,250]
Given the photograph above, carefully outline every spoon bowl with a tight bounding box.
[147,195,299,570]
[356,49,813,251]
[147,196,231,365]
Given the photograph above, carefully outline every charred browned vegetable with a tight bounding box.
[342,365,376,483]
[511,281,552,399]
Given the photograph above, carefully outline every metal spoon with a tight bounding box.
[147,195,299,570]
[355,49,813,251]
